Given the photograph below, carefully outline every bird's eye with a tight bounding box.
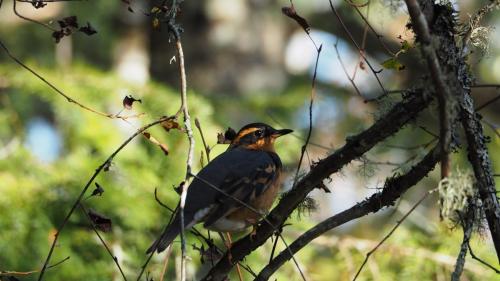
[254,130,264,138]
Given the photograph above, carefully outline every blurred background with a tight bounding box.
[0,0,498,280]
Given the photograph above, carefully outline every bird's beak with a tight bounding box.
[271,128,293,138]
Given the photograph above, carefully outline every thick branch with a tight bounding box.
[406,0,500,262]
[201,89,433,280]
[459,93,500,262]
[256,145,440,280]
[404,0,454,178]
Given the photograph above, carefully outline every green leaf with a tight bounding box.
[401,40,412,53]
[381,57,405,71]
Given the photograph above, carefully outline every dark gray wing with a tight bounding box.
[147,148,280,254]
[184,147,280,226]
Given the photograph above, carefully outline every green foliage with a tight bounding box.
[0,62,221,280]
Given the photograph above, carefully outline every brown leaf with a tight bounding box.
[282,5,310,34]
[143,131,169,155]
[90,182,105,197]
[174,181,185,195]
[217,127,237,144]
[161,119,180,132]
[79,22,97,36]
[52,30,65,43]
[88,209,112,232]
[58,16,79,29]
[122,95,142,110]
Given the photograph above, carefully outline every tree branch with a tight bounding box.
[404,0,454,178]
[201,88,433,281]
[256,145,441,280]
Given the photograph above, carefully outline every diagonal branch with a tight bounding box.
[256,145,441,280]
[201,88,433,280]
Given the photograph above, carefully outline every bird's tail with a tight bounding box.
[146,217,181,254]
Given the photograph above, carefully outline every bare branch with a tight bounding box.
[78,203,128,281]
[169,21,195,281]
[0,256,70,276]
[329,0,387,96]
[0,39,141,120]
[468,244,500,274]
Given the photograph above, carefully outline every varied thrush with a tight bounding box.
[147,122,292,253]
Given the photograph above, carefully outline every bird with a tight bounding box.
[147,122,292,254]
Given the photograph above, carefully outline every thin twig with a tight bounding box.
[78,203,128,281]
[292,44,322,185]
[329,0,387,95]
[468,244,500,274]
[169,21,195,281]
[471,84,500,89]
[13,0,57,31]
[37,115,174,281]
[345,0,397,56]
[0,256,70,276]
[353,188,437,280]
[333,39,365,100]
[475,95,500,111]
[159,245,173,281]
[195,118,211,162]
[0,39,140,121]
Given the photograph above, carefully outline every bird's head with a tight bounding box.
[229,123,293,152]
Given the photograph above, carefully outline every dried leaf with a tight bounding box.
[143,131,169,155]
[381,57,405,71]
[217,127,237,144]
[79,22,97,36]
[88,209,112,232]
[281,4,310,34]
[122,95,142,110]
[90,182,105,197]
[174,181,185,195]
[52,30,65,43]
[58,16,78,29]
[31,0,47,9]
[161,119,180,132]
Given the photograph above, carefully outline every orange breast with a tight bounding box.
[226,171,282,224]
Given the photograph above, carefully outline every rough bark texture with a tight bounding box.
[411,0,500,262]
[255,145,441,280]
[201,90,433,281]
